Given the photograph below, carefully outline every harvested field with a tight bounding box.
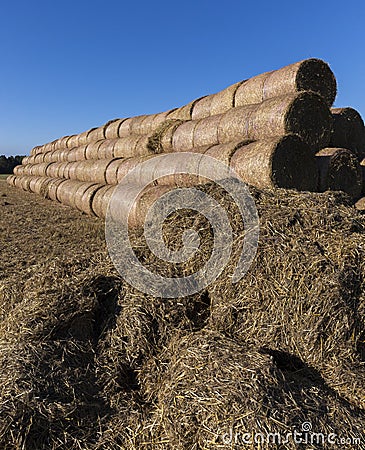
[1,179,365,449]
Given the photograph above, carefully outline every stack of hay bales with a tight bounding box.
[8,58,365,223]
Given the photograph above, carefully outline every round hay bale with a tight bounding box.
[209,81,243,116]
[147,120,185,153]
[31,177,52,197]
[86,126,106,143]
[43,150,59,163]
[67,161,80,181]
[134,135,151,156]
[230,135,319,190]
[235,58,337,107]
[20,175,33,191]
[329,108,365,159]
[74,159,115,184]
[104,119,128,139]
[355,197,365,210]
[28,176,41,193]
[105,158,126,185]
[73,182,100,215]
[191,95,214,120]
[45,162,61,178]
[172,121,199,151]
[118,118,133,137]
[192,115,221,148]
[66,134,79,149]
[30,145,42,156]
[6,175,16,186]
[98,140,116,160]
[13,165,24,176]
[77,130,90,146]
[149,110,177,133]
[56,179,85,207]
[197,140,253,184]
[31,162,52,177]
[219,91,332,150]
[112,135,146,158]
[21,156,30,165]
[128,184,175,229]
[116,155,157,184]
[316,147,362,199]
[91,184,116,218]
[57,162,71,179]
[167,98,204,120]
[85,140,104,160]
[33,153,47,164]
[127,115,149,134]
[43,142,54,152]
[47,178,68,201]
[66,145,88,162]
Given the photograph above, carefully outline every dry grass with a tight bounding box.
[1,180,364,449]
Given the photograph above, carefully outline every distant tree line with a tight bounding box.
[0,155,25,174]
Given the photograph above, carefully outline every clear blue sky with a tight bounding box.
[1,0,364,156]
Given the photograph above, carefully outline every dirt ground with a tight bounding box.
[0,180,107,282]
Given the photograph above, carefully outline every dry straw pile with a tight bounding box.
[1,183,364,449]
[9,57,365,220]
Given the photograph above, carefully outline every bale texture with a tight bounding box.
[85,141,104,160]
[46,178,68,201]
[316,147,362,199]
[219,91,332,150]
[73,182,101,215]
[91,184,116,218]
[104,119,127,139]
[329,107,365,159]
[235,58,336,107]
[230,135,318,190]
[355,197,365,210]
[86,126,106,143]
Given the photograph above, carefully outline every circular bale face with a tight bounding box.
[295,59,337,106]
[91,184,116,218]
[330,108,365,159]
[316,148,362,199]
[230,135,318,191]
